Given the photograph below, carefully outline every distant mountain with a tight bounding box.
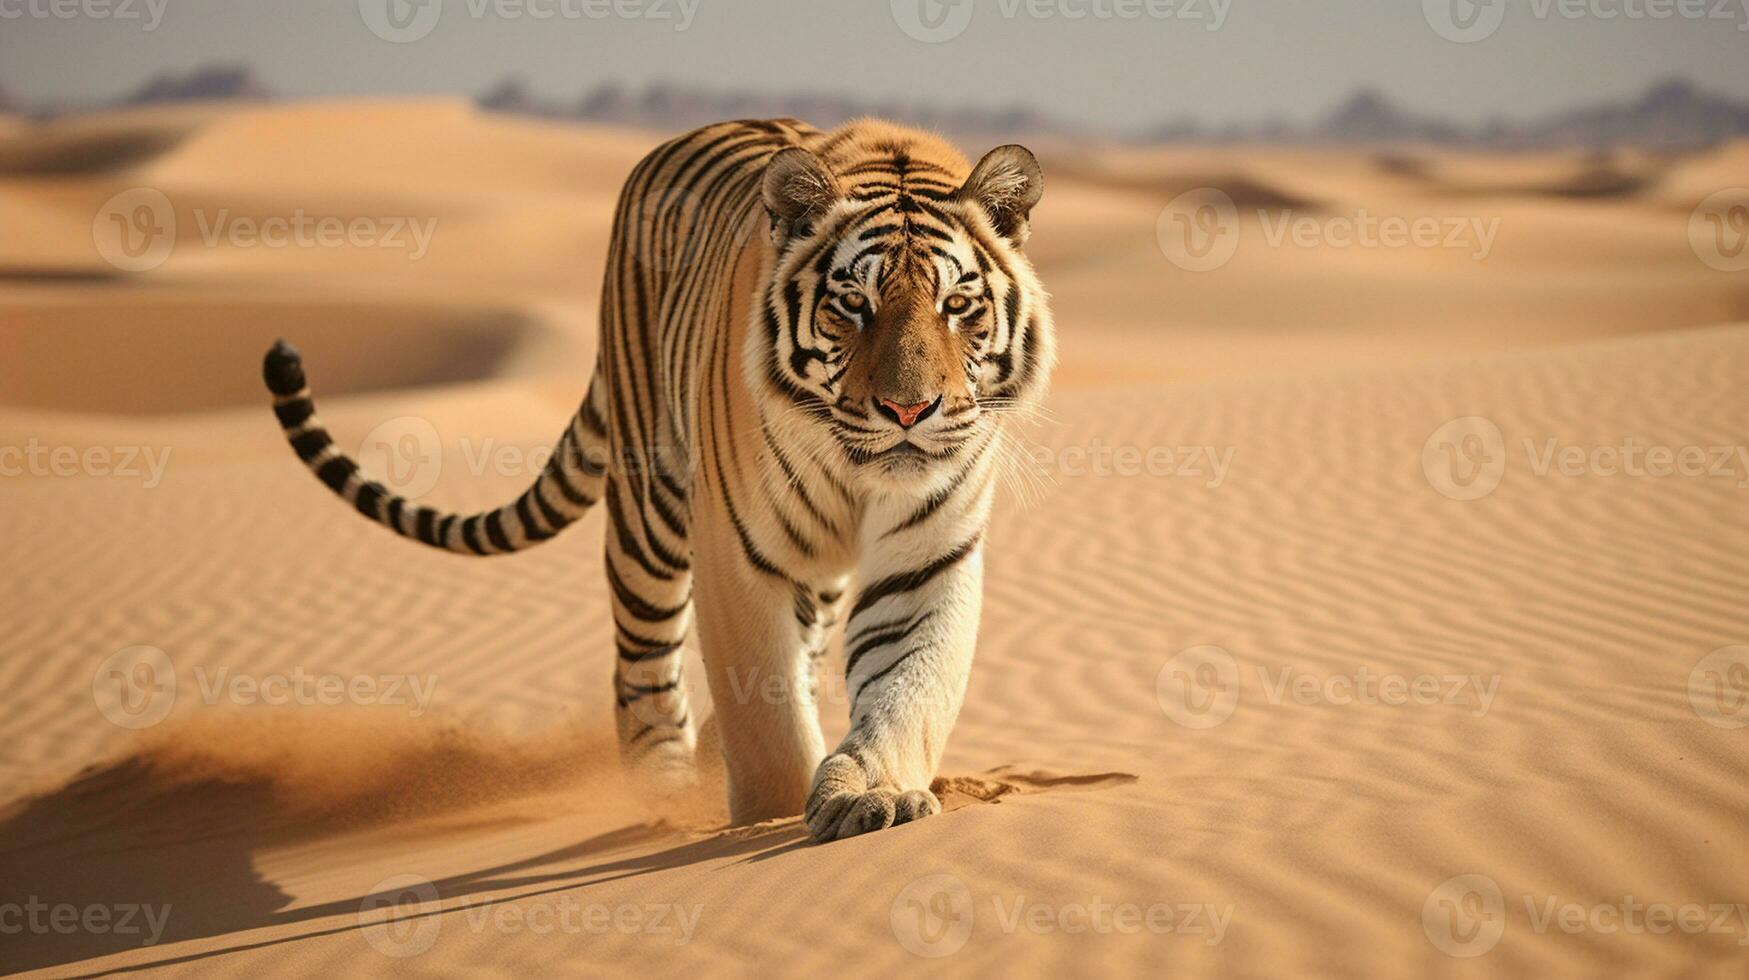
[477,76,1748,149]
[1140,78,1749,149]
[1530,79,1749,148]
[125,65,272,106]
[9,67,1746,149]
[1316,89,1464,144]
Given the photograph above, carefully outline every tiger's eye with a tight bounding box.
[841,292,866,311]
[944,295,971,315]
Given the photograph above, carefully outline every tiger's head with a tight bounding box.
[752,128,1054,493]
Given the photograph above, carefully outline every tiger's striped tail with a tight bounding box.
[262,339,607,556]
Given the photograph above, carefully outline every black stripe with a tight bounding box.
[888,455,976,536]
[605,558,691,622]
[849,533,982,622]
[854,644,923,703]
[416,507,438,545]
[316,456,356,493]
[532,480,571,532]
[616,640,682,663]
[354,481,385,519]
[274,397,315,428]
[516,493,552,542]
[617,679,681,702]
[626,713,690,747]
[616,621,680,651]
[485,511,513,552]
[548,454,594,506]
[461,516,488,555]
[845,611,935,679]
[290,429,332,462]
[606,481,677,581]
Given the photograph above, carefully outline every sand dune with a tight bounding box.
[2,104,1747,977]
[5,326,1746,976]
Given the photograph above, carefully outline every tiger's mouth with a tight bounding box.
[842,436,952,471]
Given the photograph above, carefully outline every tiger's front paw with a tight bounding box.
[805,754,940,842]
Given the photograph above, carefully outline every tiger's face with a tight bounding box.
[755,141,1054,491]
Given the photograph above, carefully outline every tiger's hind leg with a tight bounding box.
[605,468,700,803]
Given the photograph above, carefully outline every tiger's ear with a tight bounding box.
[763,147,840,243]
[957,144,1044,247]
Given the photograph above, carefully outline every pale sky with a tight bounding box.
[2,0,1747,131]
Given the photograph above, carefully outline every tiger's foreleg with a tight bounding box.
[804,483,993,842]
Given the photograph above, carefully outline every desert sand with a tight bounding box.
[2,101,1747,977]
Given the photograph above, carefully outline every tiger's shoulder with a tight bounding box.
[626,118,973,197]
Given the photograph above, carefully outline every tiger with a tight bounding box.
[261,117,1053,842]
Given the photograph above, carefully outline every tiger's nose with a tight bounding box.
[873,395,941,429]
